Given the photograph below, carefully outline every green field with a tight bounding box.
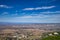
[42,32,60,40]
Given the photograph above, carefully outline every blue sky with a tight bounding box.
[0,0,60,23]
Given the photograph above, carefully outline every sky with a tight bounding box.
[0,0,60,23]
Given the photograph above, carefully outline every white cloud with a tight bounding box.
[23,6,55,10]
[2,12,9,15]
[29,11,60,16]
[12,13,18,16]
[40,11,60,14]
[16,16,33,18]
[23,8,34,10]
[35,6,55,10]
[0,5,13,8]
[14,10,60,19]
[15,14,50,19]
[9,14,60,23]
[15,11,60,19]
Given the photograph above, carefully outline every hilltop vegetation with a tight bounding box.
[42,32,60,40]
